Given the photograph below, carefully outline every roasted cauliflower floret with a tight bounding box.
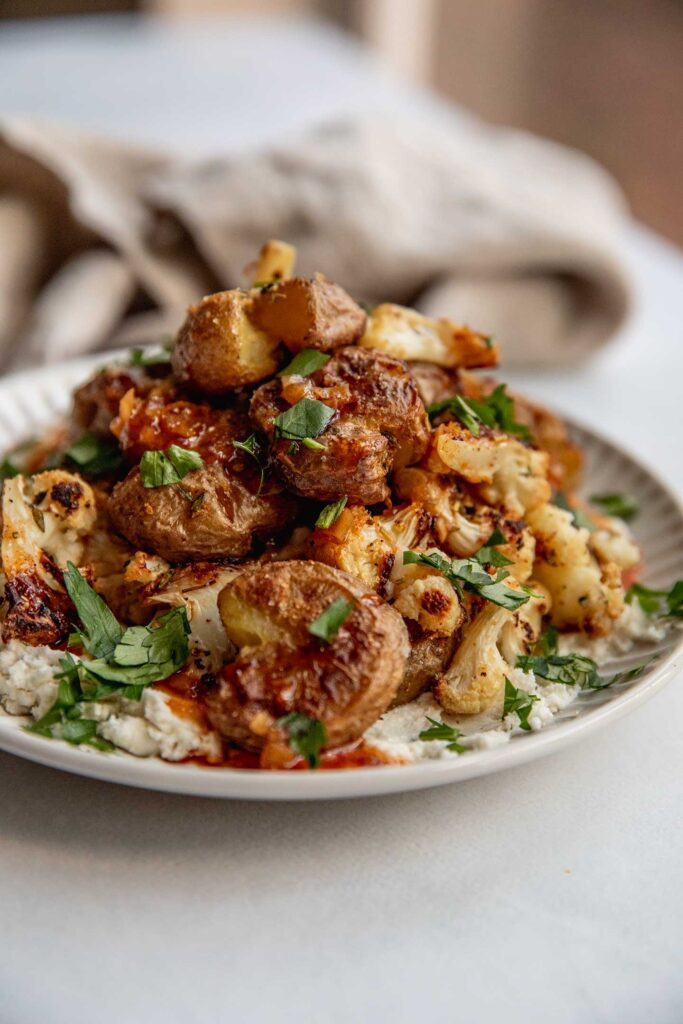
[310,503,432,596]
[205,561,409,760]
[394,466,536,580]
[360,304,499,369]
[1,471,97,645]
[172,288,280,394]
[435,585,550,715]
[249,273,366,354]
[527,502,624,635]
[427,421,551,518]
[143,562,246,668]
[589,516,640,573]
[250,347,430,504]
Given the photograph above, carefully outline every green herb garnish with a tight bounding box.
[308,598,353,642]
[65,433,124,477]
[589,493,639,521]
[0,457,19,481]
[472,526,514,568]
[427,385,530,440]
[130,343,172,367]
[273,398,334,450]
[277,712,327,768]
[27,571,190,749]
[503,678,539,730]
[315,496,348,529]
[626,580,683,619]
[553,492,595,532]
[517,645,649,691]
[418,716,465,753]
[403,541,536,611]
[140,445,204,488]
[277,349,330,378]
[63,563,123,658]
[232,434,265,494]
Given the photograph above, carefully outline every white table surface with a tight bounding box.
[1,16,682,1024]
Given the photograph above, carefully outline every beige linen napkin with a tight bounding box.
[0,115,631,372]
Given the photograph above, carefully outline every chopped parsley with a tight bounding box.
[626,580,683,619]
[130,343,172,367]
[589,492,639,521]
[427,384,530,440]
[232,434,265,494]
[27,567,190,748]
[277,349,330,378]
[277,712,327,768]
[308,598,353,642]
[140,445,204,488]
[273,397,334,450]
[65,433,124,477]
[418,717,465,753]
[503,678,539,730]
[315,495,348,529]
[403,539,536,611]
[517,632,649,690]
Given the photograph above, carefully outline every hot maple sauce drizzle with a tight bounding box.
[154,670,403,771]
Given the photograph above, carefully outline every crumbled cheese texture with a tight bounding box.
[0,599,673,765]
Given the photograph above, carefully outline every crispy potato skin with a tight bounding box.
[206,561,409,753]
[250,347,429,503]
[393,634,456,707]
[72,366,171,437]
[112,391,251,467]
[249,274,367,353]
[108,464,298,563]
[172,289,280,394]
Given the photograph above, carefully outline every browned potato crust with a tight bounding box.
[72,366,171,437]
[249,274,367,353]
[108,464,298,563]
[250,347,429,503]
[206,561,409,754]
[172,289,280,394]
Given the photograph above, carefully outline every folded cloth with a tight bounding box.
[0,115,632,372]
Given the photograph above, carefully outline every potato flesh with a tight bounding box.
[172,289,280,394]
[249,274,367,353]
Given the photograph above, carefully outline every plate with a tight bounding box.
[0,354,681,800]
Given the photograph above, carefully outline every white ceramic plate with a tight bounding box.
[0,354,681,800]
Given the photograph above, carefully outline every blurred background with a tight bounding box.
[1,0,681,244]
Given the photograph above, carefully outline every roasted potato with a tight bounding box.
[72,365,172,437]
[248,239,296,285]
[360,304,499,369]
[108,463,298,563]
[205,561,409,758]
[112,390,251,466]
[172,289,280,394]
[249,273,366,353]
[250,347,430,503]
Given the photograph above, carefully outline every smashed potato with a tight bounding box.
[109,463,297,563]
[206,561,409,757]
